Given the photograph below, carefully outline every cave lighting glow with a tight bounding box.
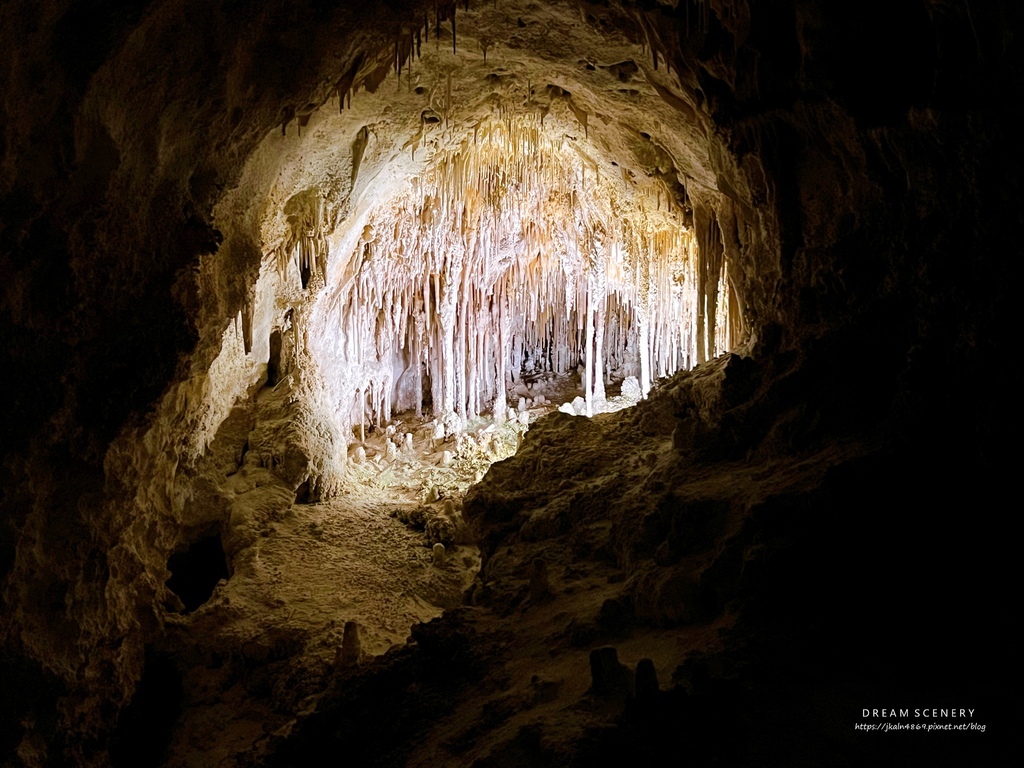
[287,115,732,452]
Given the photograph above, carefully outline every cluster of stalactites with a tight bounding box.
[275,189,333,291]
[328,116,731,433]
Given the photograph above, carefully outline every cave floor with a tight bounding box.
[404,578,735,768]
[154,378,653,767]
[150,386,921,767]
[162,490,478,767]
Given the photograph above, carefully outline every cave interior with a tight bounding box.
[0,0,1020,766]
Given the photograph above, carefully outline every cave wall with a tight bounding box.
[1,0,1020,763]
[0,2,426,760]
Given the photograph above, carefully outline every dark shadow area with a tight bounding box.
[108,652,183,768]
[268,329,282,386]
[165,534,229,613]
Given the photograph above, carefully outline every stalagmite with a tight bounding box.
[584,281,595,417]
[339,620,362,667]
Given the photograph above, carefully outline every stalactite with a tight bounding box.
[717,197,747,349]
[335,54,364,114]
[241,301,254,356]
[694,203,710,364]
[281,105,295,136]
[324,116,717,434]
[705,216,724,359]
[692,201,727,361]
[351,126,370,190]
[594,265,607,400]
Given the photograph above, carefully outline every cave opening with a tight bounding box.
[129,13,755,749]
[164,534,229,614]
[199,0,752,508]
[267,329,283,387]
[259,112,740,500]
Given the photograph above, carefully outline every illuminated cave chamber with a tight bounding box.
[287,117,738,457]
[197,3,762,504]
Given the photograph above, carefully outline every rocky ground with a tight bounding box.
[138,369,650,767]
[229,353,1008,768]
